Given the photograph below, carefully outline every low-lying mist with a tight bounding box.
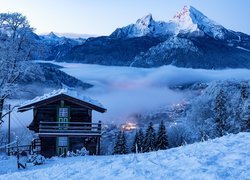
[59,63,250,124]
[2,63,250,129]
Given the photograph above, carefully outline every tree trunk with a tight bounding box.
[0,98,4,124]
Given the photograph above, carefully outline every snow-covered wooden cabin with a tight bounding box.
[18,89,106,157]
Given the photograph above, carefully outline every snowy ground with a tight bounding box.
[0,132,249,179]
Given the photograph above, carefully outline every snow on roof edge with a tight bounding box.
[19,88,105,109]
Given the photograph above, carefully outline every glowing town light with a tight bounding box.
[121,122,137,131]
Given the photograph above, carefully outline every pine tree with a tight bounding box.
[240,81,249,100]
[131,129,144,153]
[113,130,128,155]
[241,100,250,132]
[156,120,168,150]
[120,132,129,154]
[239,82,250,132]
[214,90,228,137]
[234,96,244,133]
[131,131,138,153]
[113,131,122,154]
[137,129,144,153]
[143,122,156,152]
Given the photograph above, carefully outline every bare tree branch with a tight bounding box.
[0,12,34,125]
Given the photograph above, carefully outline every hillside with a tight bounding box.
[0,133,249,179]
[11,62,93,99]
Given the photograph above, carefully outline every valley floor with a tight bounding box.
[0,133,249,180]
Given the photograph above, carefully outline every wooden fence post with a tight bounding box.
[16,139,20,169]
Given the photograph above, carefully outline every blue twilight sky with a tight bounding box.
[0,0,249,36]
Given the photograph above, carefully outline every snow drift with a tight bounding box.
[0,132,249,179]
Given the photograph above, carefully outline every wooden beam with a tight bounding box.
[39,129,101,133]
[40,121,101,125]
[38,133,102,137]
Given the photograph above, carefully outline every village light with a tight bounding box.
[121,122,137,131]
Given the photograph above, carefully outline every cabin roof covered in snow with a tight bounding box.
[17,89,106,113]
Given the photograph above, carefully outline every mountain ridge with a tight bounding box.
[1,6,248,67]
[111,6,244,41]
[56,6,250,69]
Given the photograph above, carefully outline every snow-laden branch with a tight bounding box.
[0,12,35,125]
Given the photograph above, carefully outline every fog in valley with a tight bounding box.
[2,62,250,130]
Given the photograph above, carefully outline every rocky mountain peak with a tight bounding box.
[136,13,154,27]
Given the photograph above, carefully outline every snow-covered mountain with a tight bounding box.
[59,6,250,69]
[53,32,99,39]
[172,6,239,40]
[1,133,249,179]
[1,6,248,68]
[110,13,177,38]
[0,26,86,61]
[39,32,86,44]
[31,32,85,60]
[41,32,60,40]
[111,6,239,41]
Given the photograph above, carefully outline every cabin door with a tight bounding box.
[57,137,68,156]
[57,107,70,156]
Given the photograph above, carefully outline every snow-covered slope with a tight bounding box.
[0,133,249,179]
[131,36,199,67]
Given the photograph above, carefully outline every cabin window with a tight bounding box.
[58,107,69,127]
[58,108,68,118]
[58,137,68,147]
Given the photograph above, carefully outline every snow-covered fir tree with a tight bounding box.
[131,131,139,153]
[241,100,250,132]
[231,97,243,133]
[240,81,249,100]
[131,129,144,153]
[239,81,250,132]
[143,122,156,152]
[137,129,144,152]
[156,120,168,150]
[113,130,128,155]
[214,90,228,137]
[186,80,250,141]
